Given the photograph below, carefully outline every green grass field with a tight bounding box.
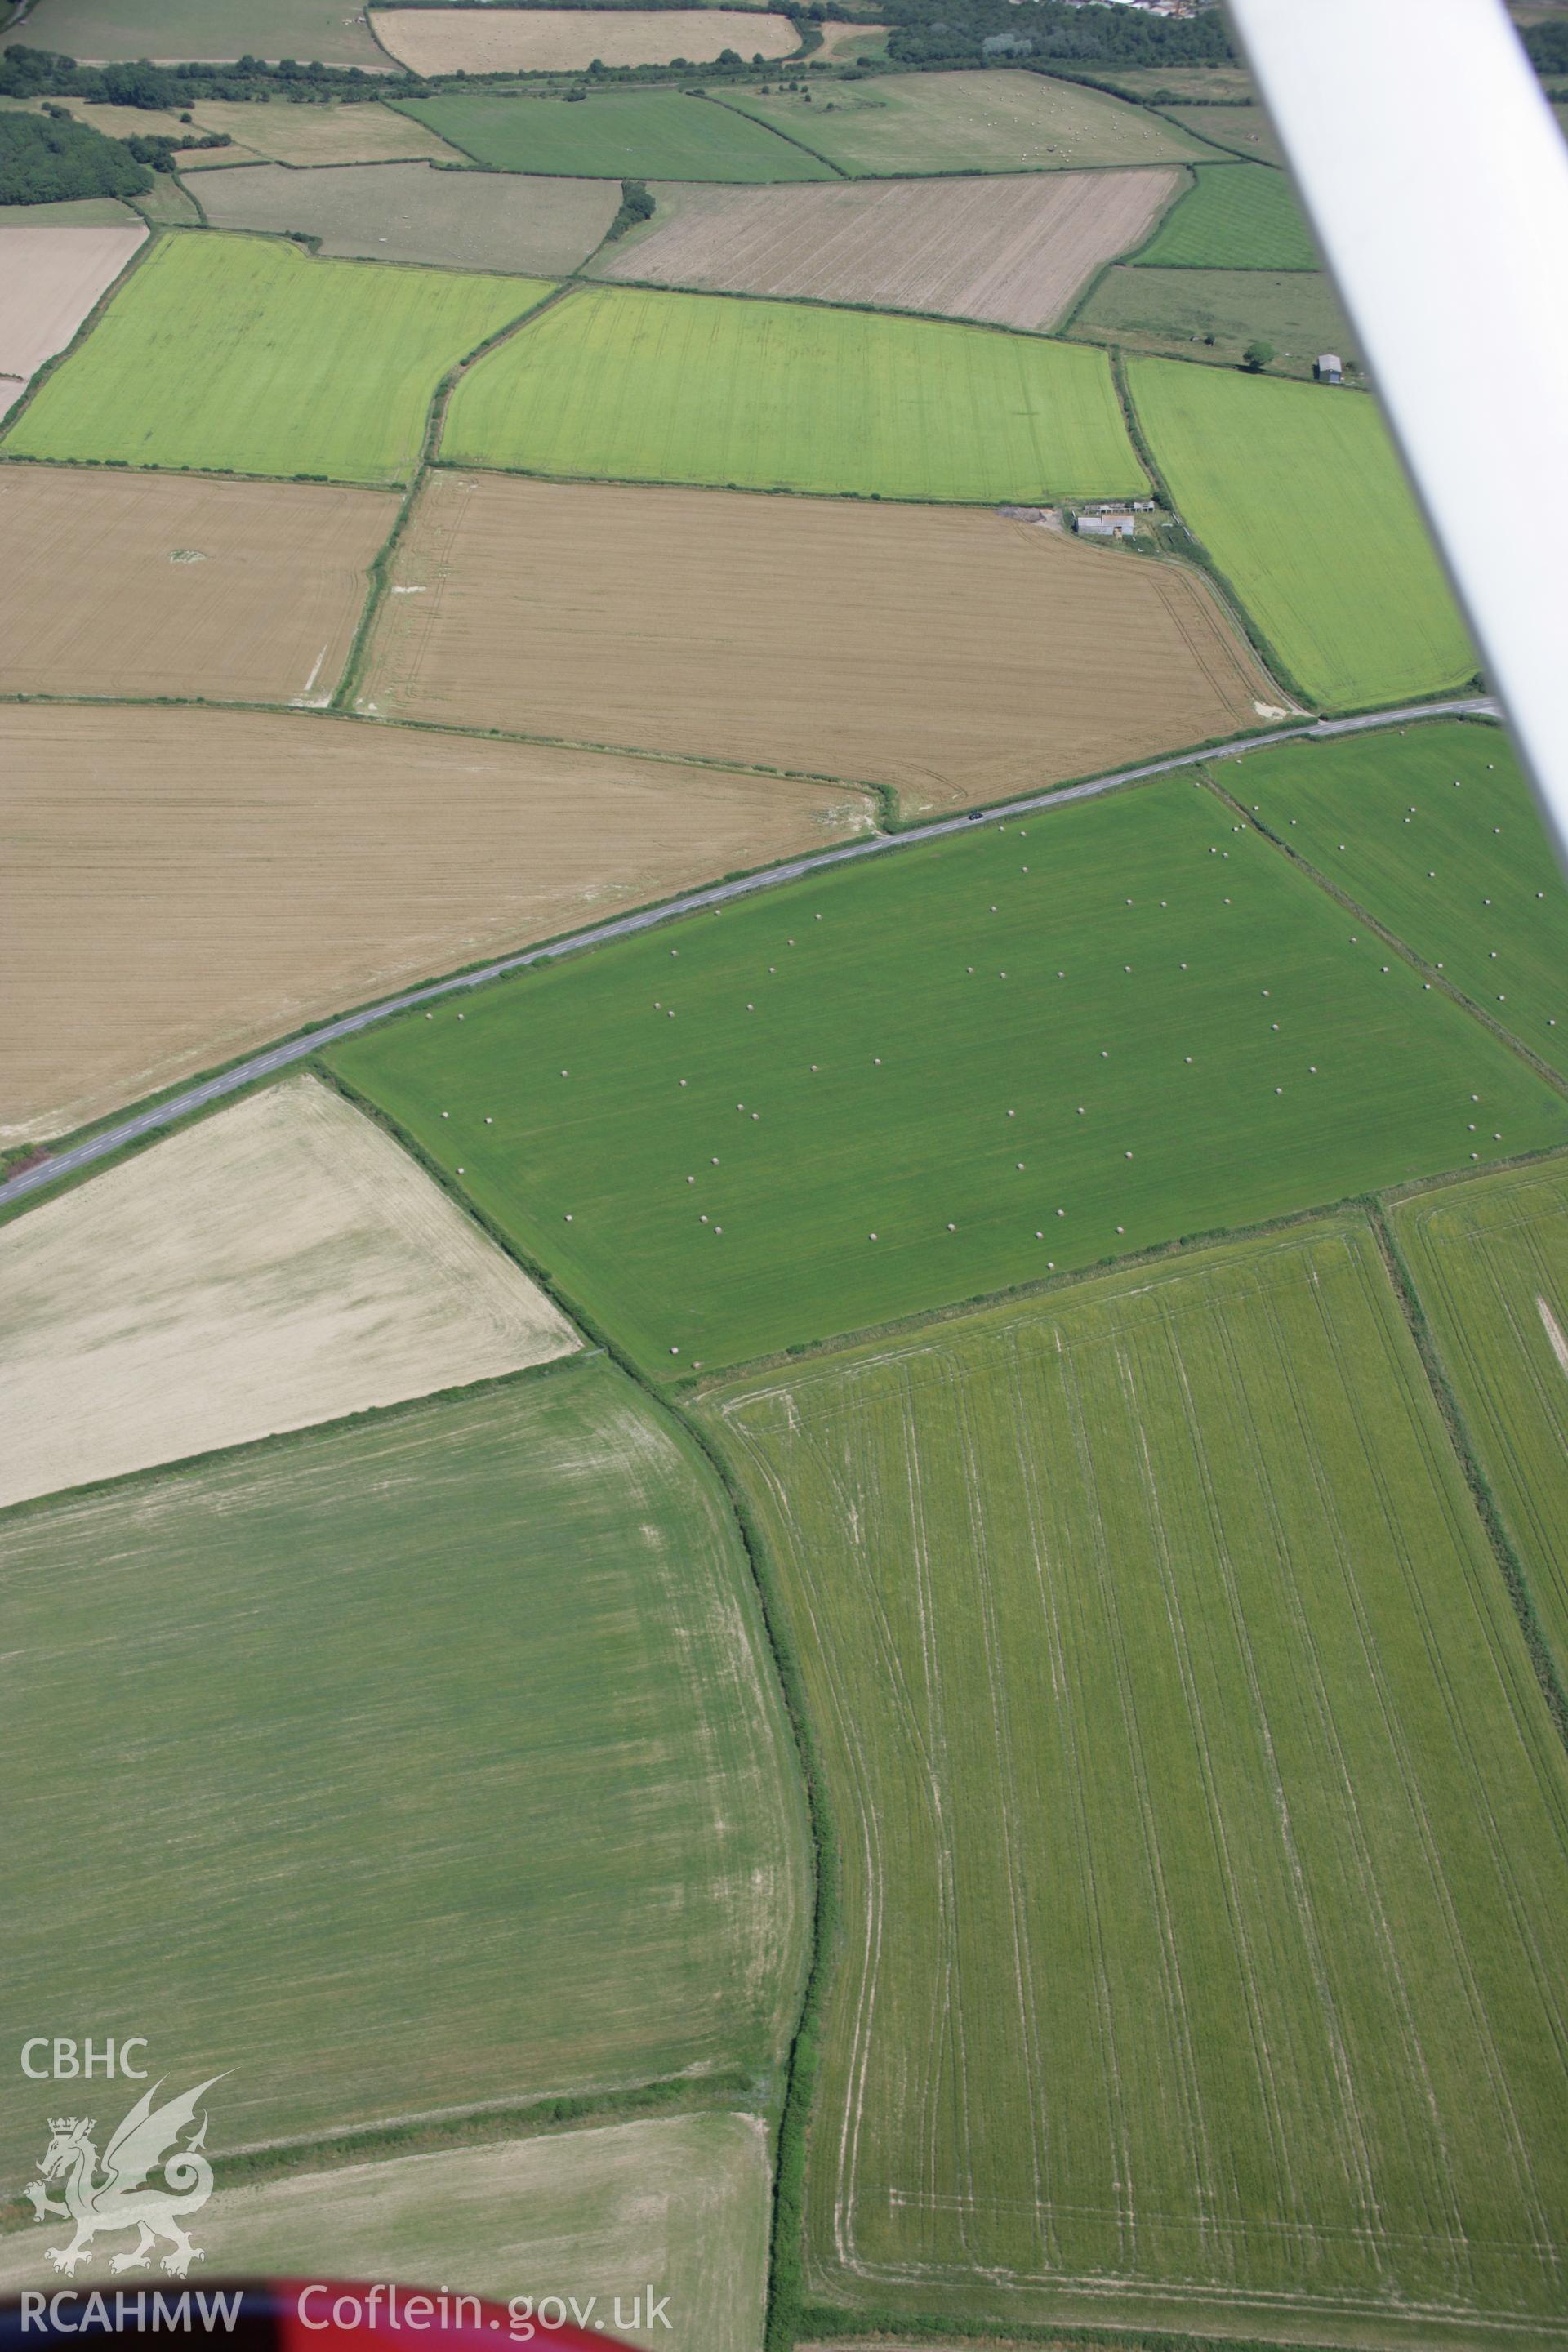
[0,1362,808,2186]
[704,1219,1568,2339]
[441,283,1146,500]
[1396,1161,1568,1690]
[392,88,835,181]
[1128,359,1476,707]
[1133,162,1318,269]
[1234,723,1568,1076]
[326,773,1567,1379]
[194,161,619,278]
[0,194,136,223]
[0,0,391,63]
[1163,102,1287,167]
[715,69,1210,176]
[1068,265,1352,380]
[3,232,547,487]
[0,2114,769,2352]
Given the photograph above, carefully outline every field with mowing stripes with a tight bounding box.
[0,1362,809,2188]
[1129,359,1476,706]
[592,168,1182,332]
[704,1220,1568,2341]
[393,88,835,181]
[715,69,1211,176]
[1235,724,1568,1074]
[1396,1162,1568,1690]
[3,234,547,487]
[1133,161,1316,268]
[326,775,1568,1378]
[443,284,1147,501]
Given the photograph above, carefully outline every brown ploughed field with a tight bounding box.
[359,471,1281,814]
[0,466,396,704]
[596,167,1181,332]
[1,705,875,1143]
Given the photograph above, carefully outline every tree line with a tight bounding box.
[0,109,153,203]
[882,0,1231,70]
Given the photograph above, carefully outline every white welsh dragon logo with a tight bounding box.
[24,2078,224,2278]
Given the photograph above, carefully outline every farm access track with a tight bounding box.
[0,695,1497,1210]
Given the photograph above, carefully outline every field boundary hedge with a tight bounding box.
[0,213,158,443]
[700,87,852,175]
[1369,1199,1568,1754]
[1202,767,1568,1100]
[1107,349,1312,707]
[332,282,572,710]
[311,1058,826,2340]
[1,699,1494,1214]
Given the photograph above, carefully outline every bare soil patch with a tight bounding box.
[0,703,874,1141]
[0,221,145,381]
[361,470,1277,816]
[195,158,617,274]
[0,466,394,704]
[0,1073,580,1508]
[372,7,798,73]
[595,166,1178,330]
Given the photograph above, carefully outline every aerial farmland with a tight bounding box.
[3,7,1567,2350]
[359,474,1277,810]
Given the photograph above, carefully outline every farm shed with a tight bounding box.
[1076,512,1135,538]
[1316,352,1343,382]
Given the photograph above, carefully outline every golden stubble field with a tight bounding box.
[0,1074,580,1508]
[360,471,1282,812]
[0,466,396,702]
[1,704,875,1141]
[372,7,798,72]
[596,167,1181,332]
[178,97,467,167]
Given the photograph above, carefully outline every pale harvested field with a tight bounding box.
[596,167,1178,331]
[361,471,1280,813]
[813,17,887,57]
[0,376,21,419]
[0,704,875,1140]
[372,7,798,72]
[0,222,145,381]
[0,466,395,704]
[0,2113,768,2352]
[180,96,466,164]
[0,1074,579,1508]
[196,158,618,274]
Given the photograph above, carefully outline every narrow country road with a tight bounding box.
[2,697,1496,1209]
